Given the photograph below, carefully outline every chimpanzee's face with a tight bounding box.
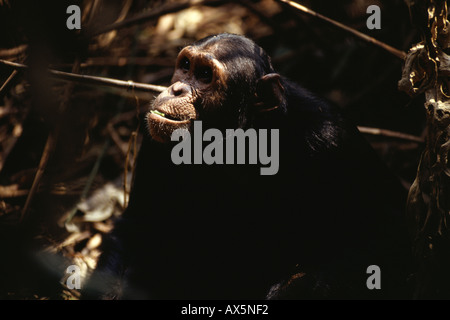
[147,44,229,143]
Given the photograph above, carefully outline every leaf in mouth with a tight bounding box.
[151,110,166,117]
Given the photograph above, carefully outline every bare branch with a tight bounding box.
[0,69,19,95]
[20,131,56,222]
[278,0,407,60]
[0,45,28,59]
[357,126,425,144]
[0,59,167,94]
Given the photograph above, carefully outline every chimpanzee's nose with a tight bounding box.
[170,82,191,97]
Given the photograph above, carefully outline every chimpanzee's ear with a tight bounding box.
[254,73,285,113]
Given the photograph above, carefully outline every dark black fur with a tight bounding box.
[84,34,412,299]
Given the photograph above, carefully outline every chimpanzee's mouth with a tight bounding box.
[149,109,189,123]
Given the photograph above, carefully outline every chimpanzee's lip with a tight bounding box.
[148,109,191,124]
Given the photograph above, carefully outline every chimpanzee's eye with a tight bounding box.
[180,57,190,71]
[196,66,213,83]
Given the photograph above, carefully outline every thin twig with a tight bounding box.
[81,56,174,67]
[0,45,28,59]
[357,126,424,143]
[125,95,142,208]
[20,131,56,222]
[0,69,19,95]
[107,104,149,156]
[107,121,129,156]
[0,59,166,94]
[124,132,136,208]
[277,0,407,60]
[0,122,24,174]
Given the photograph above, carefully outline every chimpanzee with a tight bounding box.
[84,33,412,299]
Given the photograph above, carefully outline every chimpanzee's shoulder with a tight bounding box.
[282,79,347,153]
